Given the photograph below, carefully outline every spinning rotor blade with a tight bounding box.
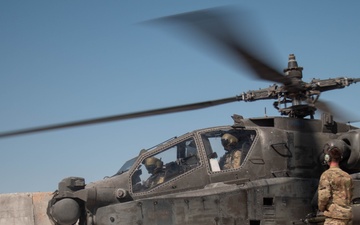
[315,100,359,123]
[154,7,291,85]
[0,96,240,138]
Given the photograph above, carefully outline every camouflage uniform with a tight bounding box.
[144,171,165,189]
[219,150,241,170]
[318,167,353,225]
[323,218,352,225]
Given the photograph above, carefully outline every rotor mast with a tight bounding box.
[238,54,360,119]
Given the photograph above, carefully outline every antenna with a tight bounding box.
[264,107,267,117]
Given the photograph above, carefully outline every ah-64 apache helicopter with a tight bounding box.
[1,7,360,225]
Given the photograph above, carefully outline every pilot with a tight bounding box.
[219,133,242,170]
[143,157,166,189]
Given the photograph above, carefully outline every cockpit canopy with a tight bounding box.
[130,127,257,193]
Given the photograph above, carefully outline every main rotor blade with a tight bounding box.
[153,7,291,85]
[0,96,240,138]
[315,100,358,123]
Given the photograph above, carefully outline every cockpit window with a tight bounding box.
[131,138,199,193]
[115,156,138,175]
[201,129,256,172]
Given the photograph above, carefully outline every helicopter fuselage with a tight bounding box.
[47,114,360,225]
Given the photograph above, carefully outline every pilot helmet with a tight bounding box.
[143,157,163,174]
[221,133,238,151]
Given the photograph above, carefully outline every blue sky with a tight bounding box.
[1,1,360,194]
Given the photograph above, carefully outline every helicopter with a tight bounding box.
[1,7,360,225]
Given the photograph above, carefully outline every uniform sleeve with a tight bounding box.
[232,150,242,168]
[318,173,331,212]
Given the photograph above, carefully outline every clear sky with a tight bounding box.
[1,1,360,194]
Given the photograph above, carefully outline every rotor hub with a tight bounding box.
[283,54,303,79]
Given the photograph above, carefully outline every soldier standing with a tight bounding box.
[219,133,241,170]
[318,145,353,225]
